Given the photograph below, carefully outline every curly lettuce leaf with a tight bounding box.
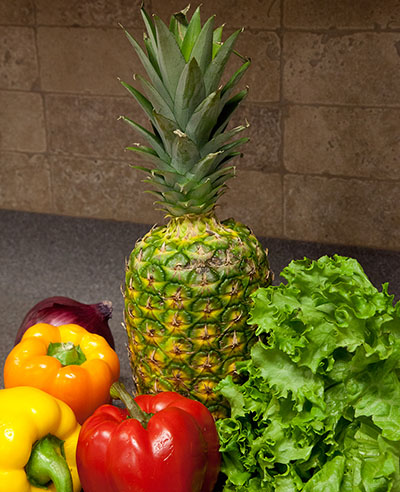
[217,255,400,491]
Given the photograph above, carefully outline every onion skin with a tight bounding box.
[15,296,115,349]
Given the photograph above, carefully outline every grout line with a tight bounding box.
[280,0,287,239]
[2,86,400,111]
[2,22,399,34]
[279,170,400,184]
[4,147,400,186]
[271,101,400,110]
[3,86,400,111]
[32,0,56,214]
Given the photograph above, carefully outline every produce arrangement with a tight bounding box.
[1,4,400,492]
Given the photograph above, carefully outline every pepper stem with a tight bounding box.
[25,434,73,492]
[47,342,87,366]
[110,381,152,427]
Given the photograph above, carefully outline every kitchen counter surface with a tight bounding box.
[1,209,400,391]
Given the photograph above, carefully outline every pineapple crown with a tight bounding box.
[120,5,250,217]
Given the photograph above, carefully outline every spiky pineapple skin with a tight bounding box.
[124,213,272,417]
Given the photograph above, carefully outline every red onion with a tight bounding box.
[15,296,115,349]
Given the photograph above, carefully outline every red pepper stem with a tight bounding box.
[25,434,73,492]
[110,381,151,427]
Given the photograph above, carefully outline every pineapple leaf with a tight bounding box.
[214,179,235,196]
[212,25,224,58]
[169,5,190,45]
[209,164,236,182]
[133,164,181,191]
[189,15,215,74]
[140,8,162,77]
[143,35,161,77]
[180,198,223,216]
[142,175,168,191]
[188,151,222,181]
[128,163,153,174]
[174,57,206,129]
[181,6,202,61]
[152,111,180,155]
[159,189,187,204]
[211,88,248,138]
[204,29,241,94]
[216,151,243,167]
[123,27,174,108]
[143,170,178,191]
[120,115,169,162]
[120,80,154,121]
[153,15,186,99]
[135,74,175,120]
[133,159,178,187]
[200,144,246,177]
[144,189,165,202]
[185,179,214,200]
[186,177,232,205]
[171,131,201,174]
[125,144,173,172]
[212,149,244,170]
[201,123,248,157]
[218,137,249,155]
[131,165,176,191]
[221,59,251,100]
[158,201,187,216]
[209,185,228,202]
[140,7,158,49]
[149,169,179,188]
[186,89,222,147]
[178,153,236,195]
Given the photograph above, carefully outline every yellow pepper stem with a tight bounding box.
[25,434,73,492]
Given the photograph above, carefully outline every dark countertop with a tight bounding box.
[1,209,400,391]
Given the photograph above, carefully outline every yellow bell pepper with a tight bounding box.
[0,386,81,492]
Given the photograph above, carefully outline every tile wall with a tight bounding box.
[1,0,399,250]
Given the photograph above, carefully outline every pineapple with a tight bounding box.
[122,5,272,417]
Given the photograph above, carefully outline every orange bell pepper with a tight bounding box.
[3,323,120,424]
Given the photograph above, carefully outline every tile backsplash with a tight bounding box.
[1,0,399,250]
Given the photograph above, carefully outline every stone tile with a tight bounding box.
[0,27,39,90]
[36,0,143,28]
[0,0,34,25]
[284,105,400,180]
[284,0,400,30]
[283,32,400,106]
[0,90,46,152]
[231,103,282,172]
[284,175,400,250]
[37,27,146,95]
[151,0,281,29]
[50,154,164,224]
[226,29,280,103]
[219,171,283,238]
[0,152,52,212]
[45,94,150,159]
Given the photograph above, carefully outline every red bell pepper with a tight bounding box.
[76,382,221,492]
